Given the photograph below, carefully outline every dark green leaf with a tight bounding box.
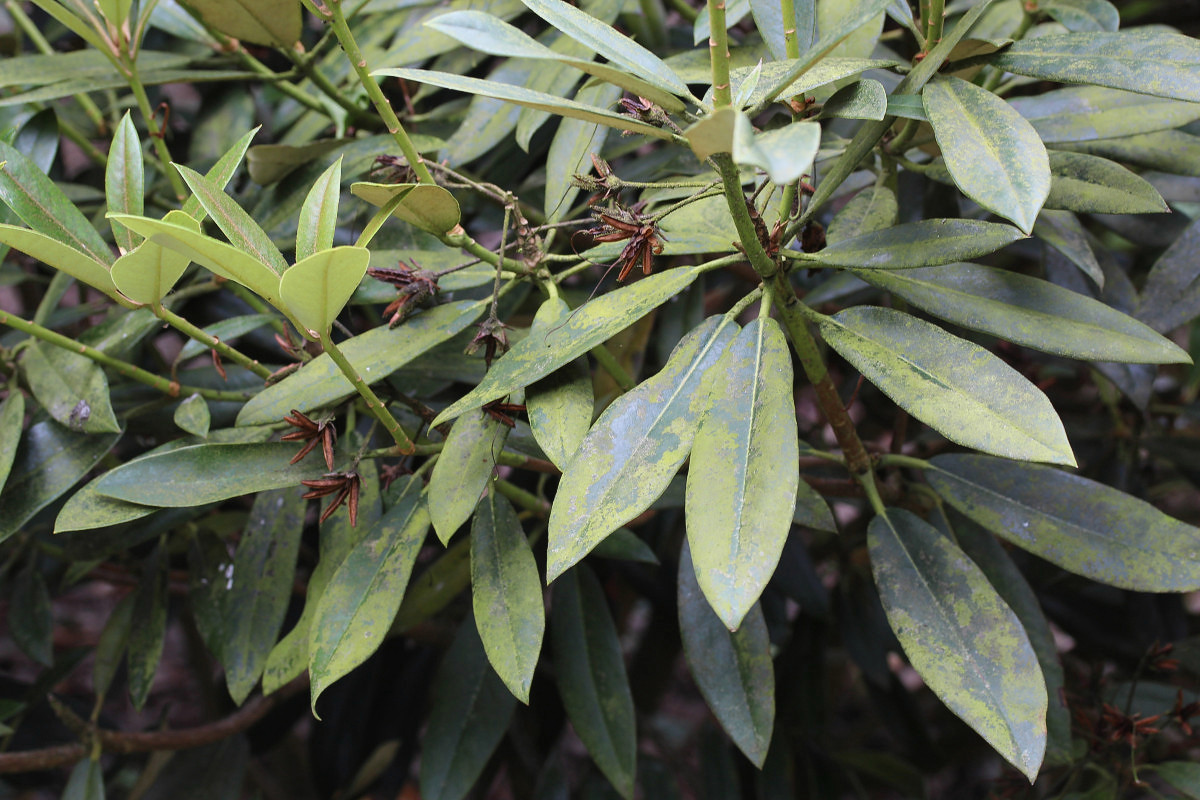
[93,593,135,704]
[471,489,543,703]
[589,528,659,564]
[309,476,429,711]
[678,543,774,767]
[183,127,261,221]
[1039,0,1118,31]
[869,508,1046,780]
[928,453,1200,591]
[552,566,636,800]
[175,314,277,364]
[923,76,1049,233]
[174,394,211,438]
[986,31,1200,103]
[175,164,288,274]
[685,318,797,631]
[804,219,1024,268]
[0,50,190,91]
[1137,217,1200,333]
[106,112,144,254]
[222,488,307,704]
[176,0,301,46]
[548,316,737,581]
[55,476,157,533]
[854,262,1188,364]
[526,299,594,470]
[825,181,897,244]
[239,300,484,425]
[246,139,347,186]
[433,267,702,427]
[1034,209,1102,287]
[62,758,105,800]
[0,390,24,494]
[818,307,1075,465]
[94,443,330,507]
[128,544,168,709]
[0,224,119,299]
[11,562,54,666]
[419,616,517,800]
[1152,762,1200,799]
[295,157,342,262]
[1009,86,1200,144]
[1044,151,1168,214]
[0,421,119,542]
[819,79,888,120]
[111,210,202,304]
[1056,129,1200,177]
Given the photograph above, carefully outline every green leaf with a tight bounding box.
[177,0,301,46]
[94,443,331,507]
[544,81,620,222]
[825,182,897,244]
[238,300,484,425]
[591,528,660,564]
[419,616,517,800]
[309,476,429,712]
[62,758,105,800]
[853,263,1189,364]
[223,487,307,704]
[183,126,261,221]
[684,107,740,160]
[678,543,774,767]
[923,76,1049,233]
[93,593,135,704]
[547,316,737,581]
[732,116,822,185]
[128,543,168,709]
[106,112,144,254]
[433,267,701,427]
[245,139,347,186]
[295,158,342,262]
[731,55,901,111]
[175,164,288,274]
[1009,86,1200,144]
[1136,218,1200,334]
[55,476,157,533]
[471,489,544,703]
[519,0,692,101]
[1152,762,1200,799]
[927,453,1200,592]
[1039,0,1118,31]
[0,390,25,494]
[372,68,676,142]
[279,246,370,338]
[428,409,509,544]
[175,314,276,364]
[0,50,190,91]
[350,183,461,236]
[11,562,53,666]
[1056,129,1200,177]
[525,299,594,470]
[15,0,108,60]
[21,342,121,434]
[986,31,1200,103]
[685,317,798,631]
[551,566,637,800]
[0,142,113,265]
[96,0,132,26]
[869,508,1046,780]
[817,307,1075,465]
[805,219,1024,268]
[750,0,815,59]
[426,11,687,112]
[1034,208,1103,287]
[111,213,284,309]
[262,467,382,694]
[111,210,202,304]
[819,79,888,120]
[1043,151,1167,214]
[0,224,120,299]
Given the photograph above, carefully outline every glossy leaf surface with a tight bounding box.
[818,307,1075,465]
[869,508,1046,780]
[21,342,120,434]
[548,315,737,581]
[928,454,1200,591]
[685,318,798,631]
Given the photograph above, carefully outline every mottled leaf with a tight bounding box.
[0,390,25,494]
[1137,217,1200,333]
[1010,86,1200,144]
[805,219,1024,268]
[1043,151,1167,214]
[429,409,508,544]
[173,394,211,438]
[819,79,888,120]
[732,115,822,184]
[526,299,594,470]
[1039,0,1118,31]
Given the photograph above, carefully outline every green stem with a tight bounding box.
[447,232,534,275]
[121,60,187,202]
[495,478,551,516]
[876,453,931,471]
[635,0,668,50]
[590,343,636,393]
[154,305,273,380]
[322,0,436,185]
[707,0,732,107]
[319,330,415,452]
[713,154,778,279]
[780,0,801,58]
[921,0,945,51]
[665,0,698,22]
[0,310,254,401]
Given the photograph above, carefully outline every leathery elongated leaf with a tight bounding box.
[372,68,676,142]
[853,263,1188,364]
[111,210,201,304]
[869,508,1046,781]
[1043,151,1168,215]
[552,566,637,799]
[0,391,25,495]
[94,443,330,507]
[177,0,301,47]
[351,183,461,236]
[678,543,774,767]
[295,157,342,261]
[802,219,1024,268]
[128,543,168,709]
[1008,86,1200,145]
[238,300,484,425]
[175,164,288,274]
[471,489,543,703]
[433,267,702,427]
[309,476,429,712]
[0,141,113,265]
[0,225,119,299]
[923,77,1049,234]
[986,31,1200,103]
[685,317,798,631]
[819,307,1075,465]
[428,409,509,544]
[548,315,738,582]
[279,246,370,338]
[426,11,687,112]
[544,81,620,222]
[21,342,121,434]
[106,112,144,254]
[221,487,307,704]
[526,298,594,470]
[183,126,261,221]
[420,616,517,800]
[927,454,1200,591]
